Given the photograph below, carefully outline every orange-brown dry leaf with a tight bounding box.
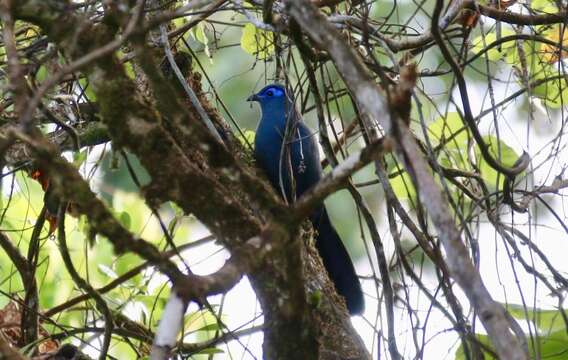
[455,8,480,28]
[448,0,480,27]
[0,301,21,347]
[37,329,59,354]
[30,169,50,191]
[0,300,59,354]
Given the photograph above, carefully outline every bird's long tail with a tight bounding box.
[310,206,364,315]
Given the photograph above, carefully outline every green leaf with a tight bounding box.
[196,347,224,355]
[454,334,496,360]
[124,62,136,80]
[507,304,568,333]
[236,129,256,147]
[427,112,472,172]
[118,211,132,230]
[475,135,520,190]
[504,39,531,65]
[537,329,568,359]
[193,323,222,332]
[111,192,158,239]
[73,149,88,167]
[531,0,559,12]
[193,23,208,45]
[170,202,184,217]
[471,28,517,62]
[36,65,48,82]
[114,253,142,276]
[384,154,416,200]
[428,112,469,148]
[389,170,416,200]
[173,16,187,29]
[109,339,138,359]
[308,290,322,309]
[240,23,275,60]
[531,64,568,109]
[456,305,568,360]
[78,78,97,101]
[192,23,212,58]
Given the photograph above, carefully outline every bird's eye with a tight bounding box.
[266,90,274,96]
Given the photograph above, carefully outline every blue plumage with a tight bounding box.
[249,84,364,315]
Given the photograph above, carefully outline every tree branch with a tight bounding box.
[479,4,567,25]
[292,137,393,220]
[283,0,529,358]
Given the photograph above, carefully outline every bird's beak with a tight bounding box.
[247,94,259,102]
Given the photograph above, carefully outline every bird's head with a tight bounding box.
[247,84,290,115]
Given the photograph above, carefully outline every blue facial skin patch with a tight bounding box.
[262,86,285,97]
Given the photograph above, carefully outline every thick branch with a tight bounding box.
[479,4,567,25]
[175,236,263,302]
[2,120,108,167]
[11,1,371,358]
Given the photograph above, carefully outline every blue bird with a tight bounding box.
[248,84,364,315]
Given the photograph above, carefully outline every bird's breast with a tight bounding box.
[255,120,322,200]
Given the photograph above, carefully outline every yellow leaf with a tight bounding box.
[240,23,274,60]
[540,25,568,63]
